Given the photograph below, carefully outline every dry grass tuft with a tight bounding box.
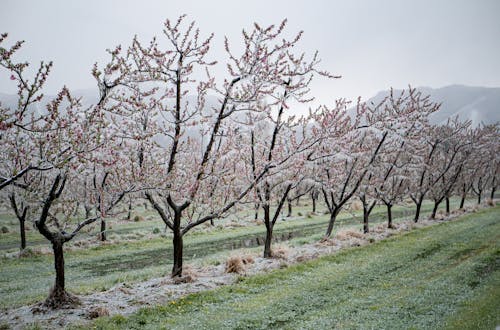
[335,231,350,241]
[486,198,495,207]
[433,210,446,220]
[18,248,43,258]
[346,230,364,239]
[241,254,255,265]
[336,230,364,241]
[468,205,480,212]
[271,245,289,259]
[87,306,109,319]
[296,252,319,263]
[225,256,245,274]
[371,224,387,234]
[172,275,195,284]
[451,208,466,215]
[317,237,338,246]
[172,265,197,284]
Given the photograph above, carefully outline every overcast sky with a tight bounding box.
[1,0,499,106]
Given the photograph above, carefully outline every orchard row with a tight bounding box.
[0,16,498,308]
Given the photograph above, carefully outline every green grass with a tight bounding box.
[0,198,478,309]
[0,198,445,251]
[87,206,500,330]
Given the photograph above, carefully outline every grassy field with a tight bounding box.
[88,206,500,330]
[0,199,444,251]
[0,199,480,309]
[0,199,460,309]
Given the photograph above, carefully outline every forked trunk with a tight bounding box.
[10,195,28,251]
[325,208,340,238]
[414,198,423,223]
[362,200,375,234]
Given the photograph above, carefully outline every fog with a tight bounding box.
[1,0,500,109]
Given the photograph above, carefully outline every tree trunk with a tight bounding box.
[459,193,466,209]
[10,195,28,251]
[263,225,273,258]
[126,199,132,220]
[325,208,339,237]
[100,219,106,241]
[491,186,496,200]
[53,240,65,292]
[254,202,260,221]
[386,203,394,229]
[363,207,369,234]
[296,196,300,206]
[263,206,273,258]
[19,219,26,250]
[172,229,183,277]
[430,200,440,219]
[445,197,450,214]
[287,200,292,217]
[42,237,79,308]
[414,198,423,223]
[362,200,376,234]
[312,195,316,213]
[477,191,482,205]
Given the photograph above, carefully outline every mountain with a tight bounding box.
[368,85,500,126]
[2,85,499,127]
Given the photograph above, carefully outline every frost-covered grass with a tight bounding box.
[0,198,477,308]
[89,206,500,330]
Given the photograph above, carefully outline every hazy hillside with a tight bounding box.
[368,85,500,126]
[2,85,499,127]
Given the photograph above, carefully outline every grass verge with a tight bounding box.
[88,206,500,330]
